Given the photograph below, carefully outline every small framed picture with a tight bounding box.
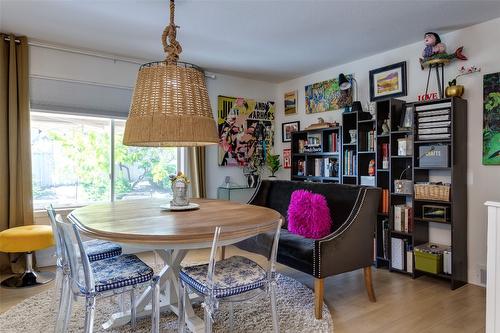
[283,148,291,168]
[284,90,297,115]
[282,121,300,142]
[369,61,407,101]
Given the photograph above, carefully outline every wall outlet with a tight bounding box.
[478,264,487,285]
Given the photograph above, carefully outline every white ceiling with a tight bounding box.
[2,0,500,83]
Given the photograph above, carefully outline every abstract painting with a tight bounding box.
[483,72,500,165]
[369,61,407,101]
[305,77,352,114]
[284,90,297,115]
[218,96,275,167]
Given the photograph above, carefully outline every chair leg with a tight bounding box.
[204,302,213,333]
[314,278,324,320]
[119,293,125,313]
[52,268,63,315]
[363,266,376,302]
[178,279,186,333]
[84,296,96,333]
[152,277,160,333]
[270,283,280,333]
[130,289,137,329]
[55,275,72,333]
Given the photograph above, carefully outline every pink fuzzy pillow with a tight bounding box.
[287,190,332,239]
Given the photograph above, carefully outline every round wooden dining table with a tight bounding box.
[68,198,282,332]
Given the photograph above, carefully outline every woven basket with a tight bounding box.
[414,184,450,202]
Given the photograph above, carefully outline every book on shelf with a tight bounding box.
[328,132,340,152]
[391,237,404,270]
[443,247,452,274]
[343,150,357,176]
[406,247,414,273]
[415,102,451,111]
[379,189,389,214]
[382,218,390,259]
[393,205,413,233]
[392,237,413,272]
[368,130,375,151]
[297,160,306,176]
[314,158,321,176]
[382,143,389,169]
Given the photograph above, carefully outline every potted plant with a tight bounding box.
[266,154,282,178]
[446,65,481,97]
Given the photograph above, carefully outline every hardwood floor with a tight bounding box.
[0,247,486,332]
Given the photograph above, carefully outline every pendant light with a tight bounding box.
[123,0,218,147]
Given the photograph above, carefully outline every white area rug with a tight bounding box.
[0,273,332,332]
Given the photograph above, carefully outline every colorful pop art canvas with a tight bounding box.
[218,96,275,167]
[483,72,500,165]
[305,77,352,114]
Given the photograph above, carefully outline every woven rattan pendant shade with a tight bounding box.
[123,1,218,147]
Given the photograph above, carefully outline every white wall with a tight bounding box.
[274,17,500,286]
[28,17,500,284]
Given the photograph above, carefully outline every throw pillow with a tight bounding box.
[287,189,332,239]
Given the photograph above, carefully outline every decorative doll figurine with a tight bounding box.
[368,159,375,176]
[422,32,446,58]
[169,172,190,206]
[420,32,467,69]
[381,119,390,134]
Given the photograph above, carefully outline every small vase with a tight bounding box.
[445,85,464,97]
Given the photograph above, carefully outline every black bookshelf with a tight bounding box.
[290,127,342,183]
[411,97,468,290]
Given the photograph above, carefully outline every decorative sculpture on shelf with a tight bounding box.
[446,65,481,97]
[368,159,375,176]
[420,32,467,69]
[381,119,391,135]
[419,32,468,99]
[169,172,190,206]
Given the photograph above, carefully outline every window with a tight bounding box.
[31,112,179,209]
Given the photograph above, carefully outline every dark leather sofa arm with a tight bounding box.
[313,187,380,278]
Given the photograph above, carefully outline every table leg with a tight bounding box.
[102,249,204,332]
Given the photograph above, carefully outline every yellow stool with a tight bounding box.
[0,225,55,288]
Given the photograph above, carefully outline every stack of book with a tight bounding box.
[415,101,452,141]
[394,205,413,233]
[311,158,339,177]
[367,130,375,151]
[343,150,357,175]
[391,237,413,273]
[327,132,340,152]
[379,189,390,214]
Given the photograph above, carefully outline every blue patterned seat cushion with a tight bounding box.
[180,256,267,298]
[83,239,122,262]
[90,254,154,292]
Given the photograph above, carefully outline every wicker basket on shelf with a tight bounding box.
[414,183,450,202]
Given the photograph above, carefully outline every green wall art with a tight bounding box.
[483,72,500,165]
[305,76,352,114]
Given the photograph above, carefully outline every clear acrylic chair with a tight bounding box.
[46,205,123,313]
[178,219,282,333]
[54,216,160,333]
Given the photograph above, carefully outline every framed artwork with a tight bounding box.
[283,148,291,169]
[218,96,275,167]
[305,76,352,114]
[284,90,297,115]
[369,61,407,101]
[282,121,300,142]
[483,72,500,165]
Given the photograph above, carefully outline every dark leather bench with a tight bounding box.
[237,180,380,319]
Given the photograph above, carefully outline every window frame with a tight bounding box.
[31,110,183,211]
